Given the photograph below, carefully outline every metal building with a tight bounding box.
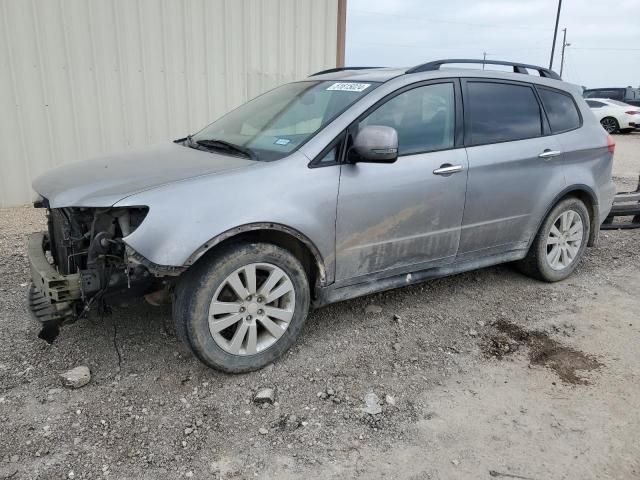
[0,0,347,207]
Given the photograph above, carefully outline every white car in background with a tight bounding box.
[585,98,640,133]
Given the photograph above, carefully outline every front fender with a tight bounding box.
[183,222,328,284]
[115,152,340,283]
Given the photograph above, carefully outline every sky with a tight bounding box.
[346,0,640,88]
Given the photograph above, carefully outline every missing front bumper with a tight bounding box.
[28,232,81,301]
[27,232,82,342]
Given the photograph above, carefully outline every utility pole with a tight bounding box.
[559,28,570,78]
[482,52,491,70]
[549,0,562,69]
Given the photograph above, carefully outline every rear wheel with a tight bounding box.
[600,116,619,134]
[173,242,310,373]
[517,197,590,282]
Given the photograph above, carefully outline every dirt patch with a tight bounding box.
[485,320,602,385]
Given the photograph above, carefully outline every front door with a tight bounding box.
[335,81,468,283]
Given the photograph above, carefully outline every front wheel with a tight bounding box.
[516,197,590,282]
[173,242,310,373]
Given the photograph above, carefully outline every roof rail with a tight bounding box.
[406,59,561,80]
[309,66,383,77]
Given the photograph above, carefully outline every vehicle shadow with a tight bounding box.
[47,262,542,383]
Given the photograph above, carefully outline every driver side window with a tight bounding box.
[359,83,455,155]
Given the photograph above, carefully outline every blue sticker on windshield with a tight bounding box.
[274,138,291,146]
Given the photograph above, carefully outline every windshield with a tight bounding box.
[191,80,378,161]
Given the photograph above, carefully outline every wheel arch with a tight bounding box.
[184,223,328,290]
[531,185,600,249]
[600,115,619,133]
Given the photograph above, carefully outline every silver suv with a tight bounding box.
[28,59,616,372]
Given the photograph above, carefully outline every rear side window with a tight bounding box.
[537,87,581,133]
[466,82,542,145]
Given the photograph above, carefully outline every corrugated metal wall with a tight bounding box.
[0,0,339,207]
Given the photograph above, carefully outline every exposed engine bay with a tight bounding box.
[28,204,165,342]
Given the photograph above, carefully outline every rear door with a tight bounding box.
[335,80,468,282]
[458,79,566,259]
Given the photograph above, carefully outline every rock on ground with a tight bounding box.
[254,387,275,404]
[59,366,91,388]
[362,393,382,415]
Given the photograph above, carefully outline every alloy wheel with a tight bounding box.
[600,117,618,133]
[208,263,295,355]
[546,210,583,271]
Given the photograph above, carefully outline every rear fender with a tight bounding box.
[528,185,600,250]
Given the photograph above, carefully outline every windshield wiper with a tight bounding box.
[195,138,257,160]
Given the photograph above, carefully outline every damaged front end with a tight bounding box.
[28,202,160,342]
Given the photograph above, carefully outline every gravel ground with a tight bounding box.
[610,131,640,181]
[0,135,638,479]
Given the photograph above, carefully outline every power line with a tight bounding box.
[350,39,640,54]
[350,40,548,52]
[350,8,553,32]
[568,47,640,51]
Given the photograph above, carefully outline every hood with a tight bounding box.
[33,142,257,207]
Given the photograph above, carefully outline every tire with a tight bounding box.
[516,197,591,282]
[173,242,310,373]
[600,116,619,134]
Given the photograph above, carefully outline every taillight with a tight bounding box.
[625,111,639,115]
[607,134,615,154]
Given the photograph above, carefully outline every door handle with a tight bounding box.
[433,164,464,176]
[538,149,562,159]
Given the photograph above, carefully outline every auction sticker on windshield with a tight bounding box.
[326,82,371,92]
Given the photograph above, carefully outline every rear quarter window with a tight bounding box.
[537,87,581,133]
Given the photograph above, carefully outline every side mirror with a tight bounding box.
[352,125,399,163]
